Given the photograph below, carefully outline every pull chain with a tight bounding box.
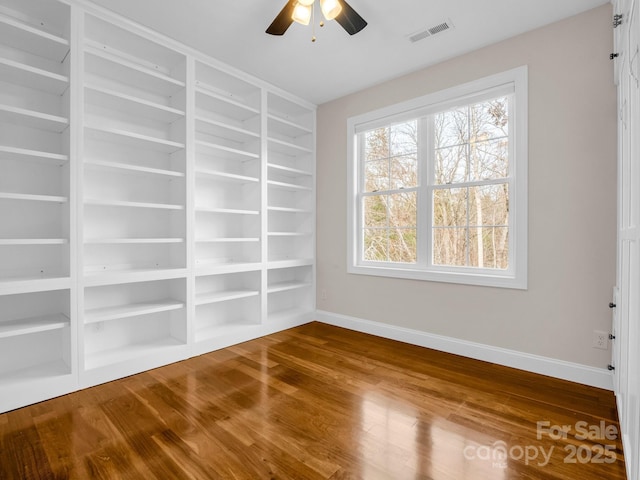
[312,3,316,42]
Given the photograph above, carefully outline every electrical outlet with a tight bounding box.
[593,330,609,350]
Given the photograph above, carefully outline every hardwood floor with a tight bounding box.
[0,322,627,479]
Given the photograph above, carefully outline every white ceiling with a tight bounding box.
[90,0,610,105]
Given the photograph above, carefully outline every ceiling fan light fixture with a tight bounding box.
[320,0,342,21]
[266,0,366,37]
[292,3,312,25]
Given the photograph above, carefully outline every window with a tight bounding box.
[347,67,527,289]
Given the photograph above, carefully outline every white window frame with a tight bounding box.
[347,66,528,289]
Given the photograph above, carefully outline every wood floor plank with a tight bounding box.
[0,322,627,479]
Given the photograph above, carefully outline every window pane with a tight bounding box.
[364,196,387,228]
[390,154,418,189]
[435,108,468,148]
[388,192,416,228]
[433,228,467,266]
[365,128,389,160]
[435,145,467,185]
[389,228,417,263]
[468,227,509,269]
[364,229,388,262]
[389,121,417,156]
[489,227,509,269]
[469,184,509,226]
[433,188,467,227]
[364,159,389,192]
[470,138,508,181]
[470,97,509,141]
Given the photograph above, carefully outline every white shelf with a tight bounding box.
[268,137,313,155]
[85,125,185,153]
[268,232,310,237]
[84,159,184,178]
[267,180,312,191]
[195,261,262,276]
[0,104,69,133]
[267,162,313,177]
[267,281,312,294]
[85,300,184,324]
[0,145,68,164]
[84,198,184,210]
[196,139,259,160]
[83,268,188,287]
[195,289,259,306]
[84,337,184,371]
[196,237,260,243]
[196,207,259,215]
[196,116,260,141]
[268,113,313,135]
[85,46,185,97]
[268,259,314,269]
[85,85,185,123]
[0,57,69,95]
[0,238,68,245]
[196,80,258,107]
[0,13,69,62]
[0,192,67,203]
[0,276,71,295]
[0,314,69,339]
[196,168,259,184]
[268,206,311,214]
[84,238,184,245]
[195,84,260,119]
[0,360,70,386]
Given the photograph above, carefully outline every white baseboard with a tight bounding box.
[315,310,613,390]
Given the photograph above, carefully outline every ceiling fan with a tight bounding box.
[266,0,367,36]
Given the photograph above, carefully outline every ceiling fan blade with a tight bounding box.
[266,0,298,35]
[334,0,367,35]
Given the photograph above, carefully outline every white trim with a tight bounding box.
[315,310,614,390]
[350,77,517,134]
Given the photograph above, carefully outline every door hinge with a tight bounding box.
[608,364,616,371]
[614,14,624,28]
[609,333,616,340]
[611,53,620,60]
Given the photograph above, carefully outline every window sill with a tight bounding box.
[348,263,527,290]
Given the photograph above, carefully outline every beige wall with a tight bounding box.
[316,5,617,368]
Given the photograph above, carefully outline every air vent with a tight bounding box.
[428,22,451,35]
[408,19,454,43]
[409,30,432,43]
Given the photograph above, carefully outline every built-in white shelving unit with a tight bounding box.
[266,93,315,323]
[194,61,263,276]
[266,93,315,266]
[81,279,187,379]
[0,0,315,413]
[79,12,188,386]
[267,264,314,324]
[194,270,262,352]
[0,0,74,412]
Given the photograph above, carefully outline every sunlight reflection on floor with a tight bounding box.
[360,393,507,479]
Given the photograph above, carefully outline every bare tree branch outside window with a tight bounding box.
[360,96,510,269]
